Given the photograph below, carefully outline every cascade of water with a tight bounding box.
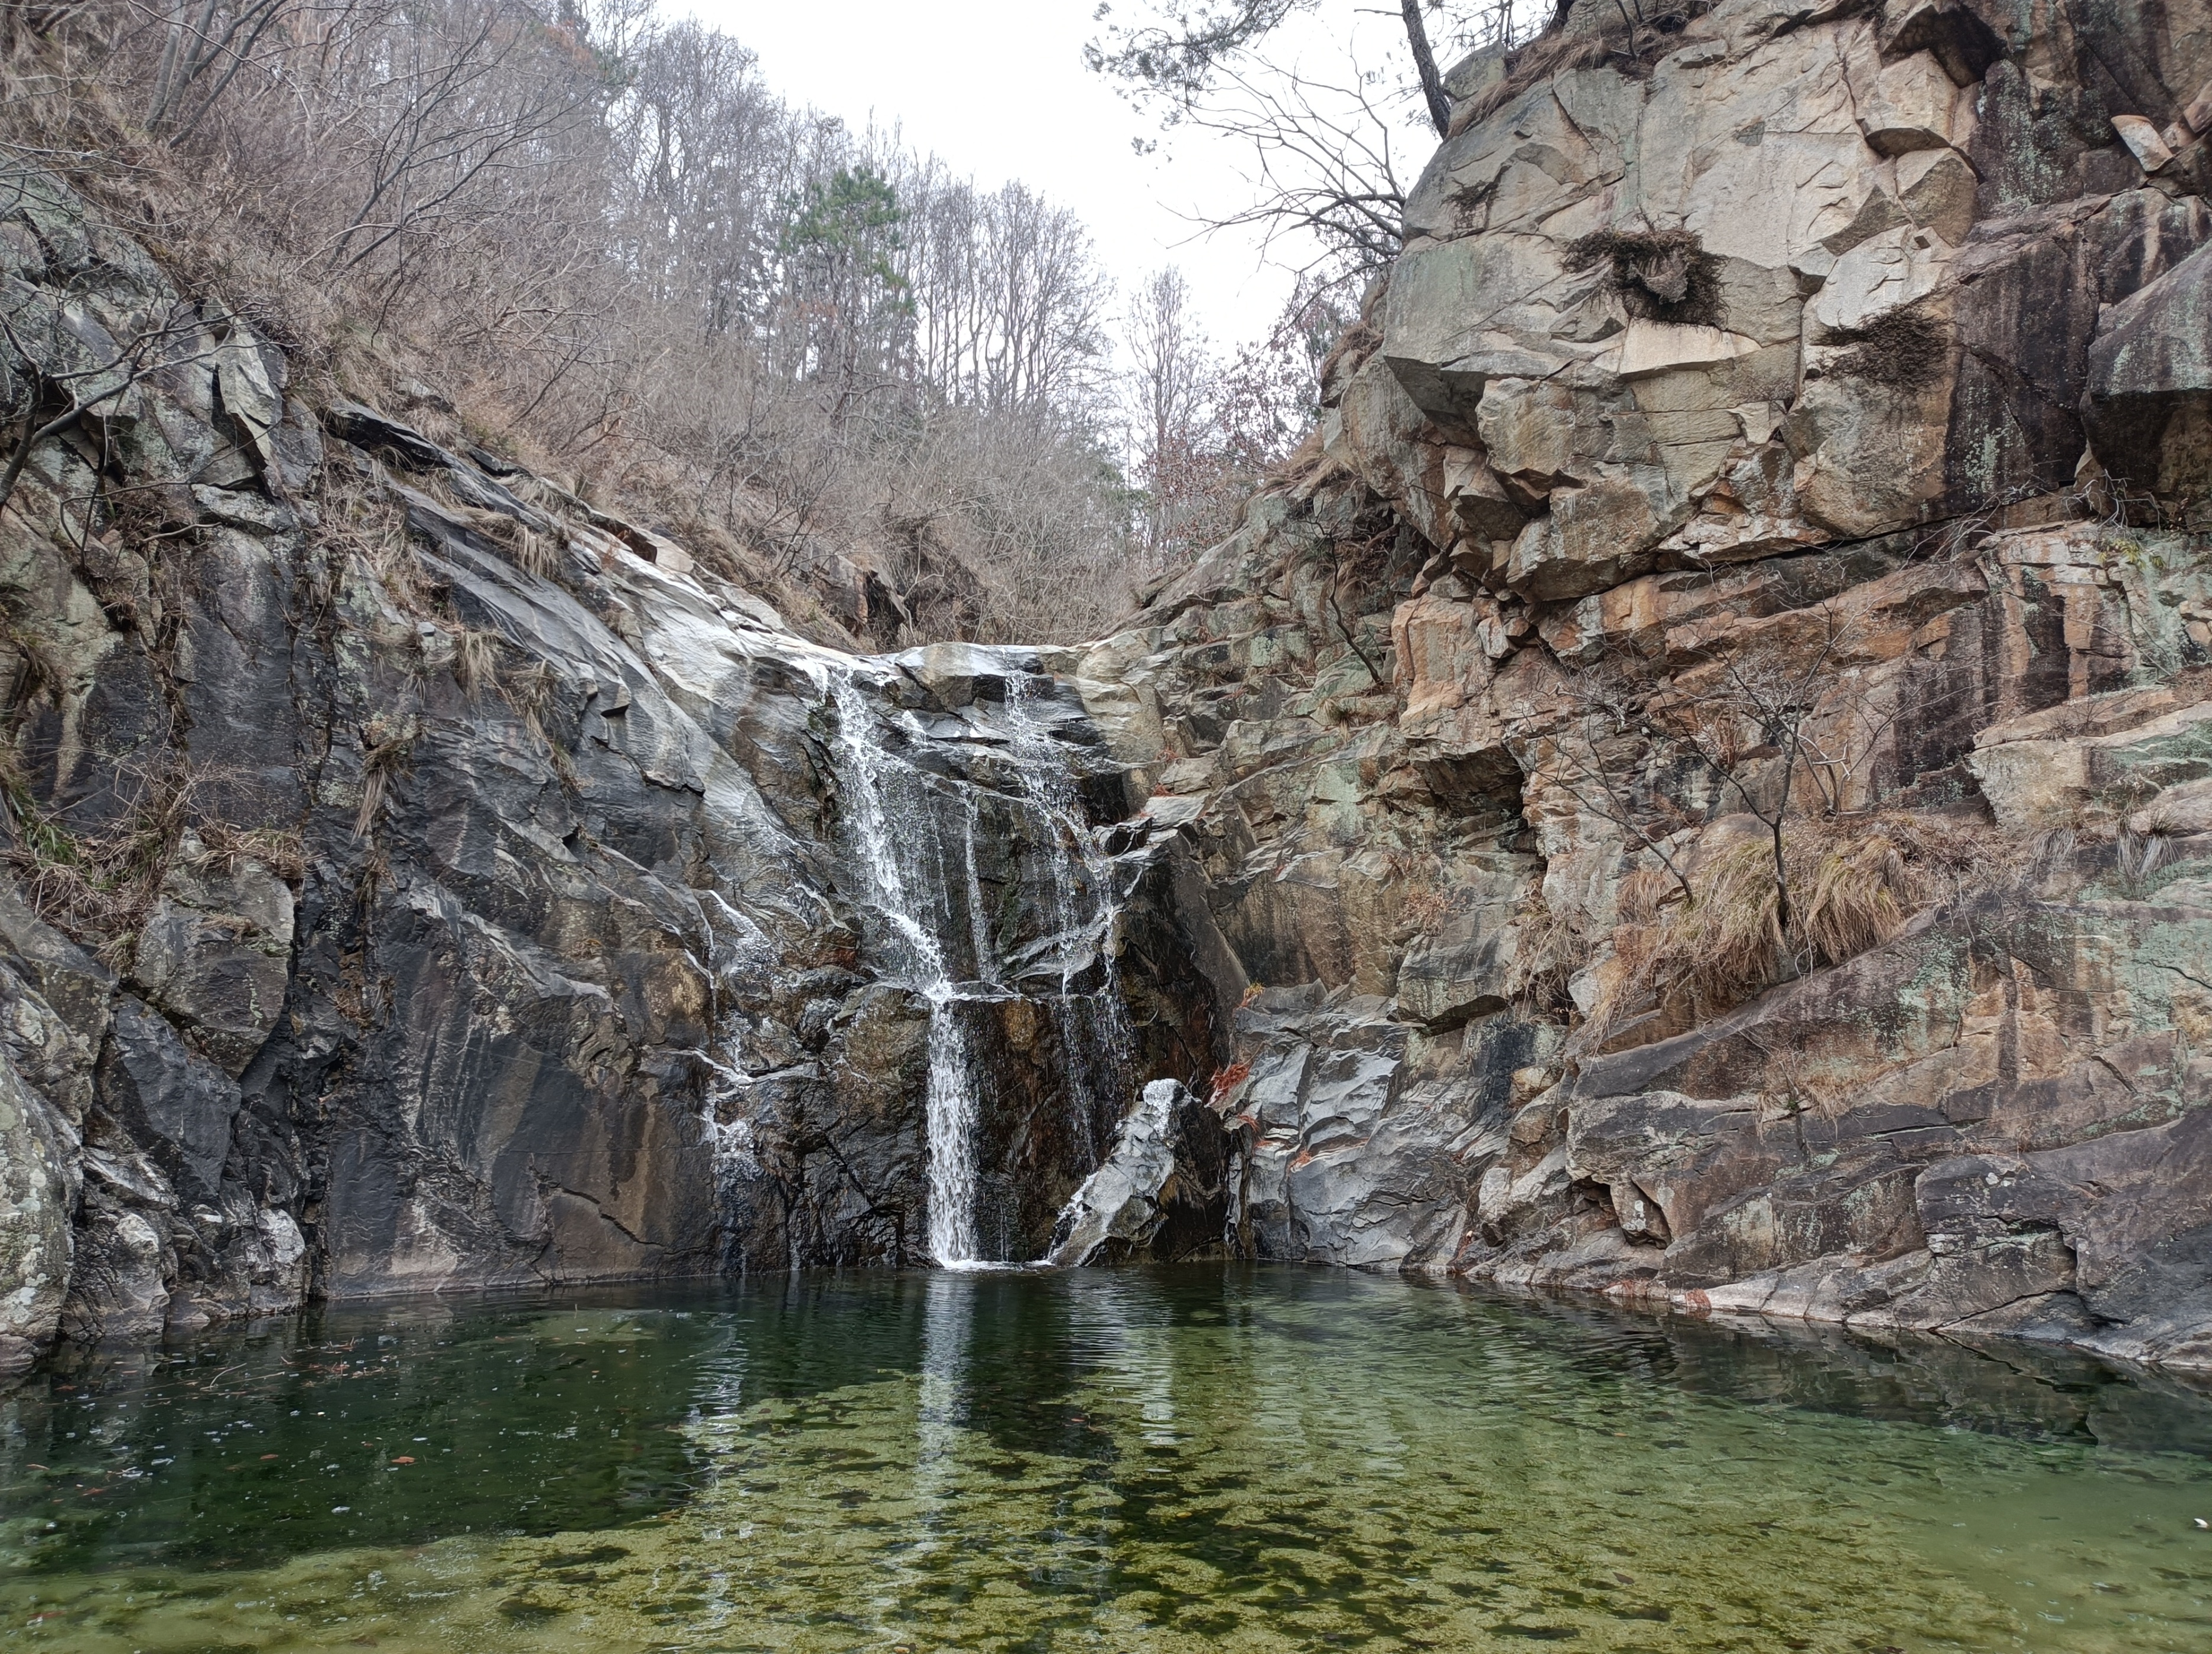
[698,890,778,1265]
[960,790,996,988]
[824,662,1139,1271]
[1002,675,1137,1160]
[827,672,985,1267]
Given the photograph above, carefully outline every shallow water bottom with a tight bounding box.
[4,1266,2211,1651]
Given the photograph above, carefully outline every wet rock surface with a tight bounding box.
[0,170,1224,1363]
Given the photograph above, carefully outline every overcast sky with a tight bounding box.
[676,0,1430,356]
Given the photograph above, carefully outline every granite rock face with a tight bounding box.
[1065,0,2212,1370]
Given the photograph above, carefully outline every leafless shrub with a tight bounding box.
[1,301,221,516]
[6,1,1170,647]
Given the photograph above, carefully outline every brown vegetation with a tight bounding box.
[0,752,293,966]
[1826,302,1950,390]
[1563,229,1725,327]
[1589,811,2016,1046]
[0,0,1232,647]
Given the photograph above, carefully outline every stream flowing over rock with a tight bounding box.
[8,0,2212,1374]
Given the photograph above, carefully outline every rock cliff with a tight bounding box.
[6,0,2212,1376]
[1074,0,2212,1370]
[0,167,1225,1366]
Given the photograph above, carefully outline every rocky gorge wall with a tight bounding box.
[6,0,2212,1379]
[0,165,1232,1369]
[1069,0,2212,1370]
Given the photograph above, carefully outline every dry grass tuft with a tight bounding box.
[453,628,499,697]
[188,822,306,883]
[512,526,558,581]
[500,659,557,746]
[354,715,417,841]
[1588,812,2012,1046]
[1452,31,1617,133]
[1614,866,1676,926]
[1506,893,1588,1018]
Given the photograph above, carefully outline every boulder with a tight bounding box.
[1044,1080,1184,1266]
[2086,238,2212,500]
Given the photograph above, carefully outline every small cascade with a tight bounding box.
[821,660,1136,1269]
[698,890,778,1266]
[1002,675,1137,1163]
[827,672,987,1266]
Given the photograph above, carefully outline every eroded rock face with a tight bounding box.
[0,172,1225,1365]
[1371,0,2212,601]
[1061,0,2212,1370]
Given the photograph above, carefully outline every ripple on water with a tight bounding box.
[3,1266,2211,1651]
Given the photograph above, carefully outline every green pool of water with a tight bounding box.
[2,1266,2210,1650]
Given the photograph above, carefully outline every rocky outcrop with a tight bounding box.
[0,170,1225,1366]
[1062,0,2212,1370]
[1043,1079,1210,1266]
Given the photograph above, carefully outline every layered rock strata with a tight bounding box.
[1068,0,2212,1369]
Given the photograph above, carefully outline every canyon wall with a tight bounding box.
[1074,0,2212,1370]
[0,171,1226,1366]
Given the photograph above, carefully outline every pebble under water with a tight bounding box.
[2,1266,2210,1652]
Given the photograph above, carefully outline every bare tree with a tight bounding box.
[1122,266,1218,557]
[135,0,296,140]
[1088,1,1552,282]
[312,0,604,279]
[1089,0,1455,137]
[3,0,1172,644]
[0,304,216,517]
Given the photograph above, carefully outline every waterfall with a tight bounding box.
[1002,675,1136,1164]
[827,672,985,1266]
[823,661,1135,1269]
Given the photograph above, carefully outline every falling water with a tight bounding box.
[828,672,985,1266]
[1003,675,1136,1161]
[698,889,777,1265]
[824,662,1134,1268]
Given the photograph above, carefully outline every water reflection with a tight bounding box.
[914,1267,971,1521]
[2,1268,2210,1651]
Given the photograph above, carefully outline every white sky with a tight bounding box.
[675,0,1433,356]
